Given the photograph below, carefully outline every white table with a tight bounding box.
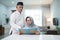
[1,34,60,40]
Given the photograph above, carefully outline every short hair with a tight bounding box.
[17,2,23,6]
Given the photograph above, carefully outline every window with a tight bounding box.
[25,9,42,26]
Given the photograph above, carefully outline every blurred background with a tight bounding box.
[0,0,60,39]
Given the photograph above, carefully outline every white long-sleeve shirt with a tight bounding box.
[9,11,24,34]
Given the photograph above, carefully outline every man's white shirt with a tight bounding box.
[9,11,24,34]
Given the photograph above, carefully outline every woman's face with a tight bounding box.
[26,18,32,25]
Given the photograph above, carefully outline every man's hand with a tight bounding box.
[14,29,21,35]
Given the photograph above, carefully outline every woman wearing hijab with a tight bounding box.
[24,16,40,35]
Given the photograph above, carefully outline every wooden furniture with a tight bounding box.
[0,25,4,36]
[46,30,58,35]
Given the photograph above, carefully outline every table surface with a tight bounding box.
[1,34,60,40]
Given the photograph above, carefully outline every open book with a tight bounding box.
[19,28,38,34]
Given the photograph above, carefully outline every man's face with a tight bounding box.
[16,5,23,13]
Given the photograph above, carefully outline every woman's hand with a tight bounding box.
[16,31,21,35]
[35,31,40,35]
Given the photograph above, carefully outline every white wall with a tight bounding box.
[42,5,52,26]
[0,4,13,34]
[0,4,7,26]
[51,0,60,28]
[42,5,55,29]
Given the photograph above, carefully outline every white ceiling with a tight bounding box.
[0,0,53,7]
